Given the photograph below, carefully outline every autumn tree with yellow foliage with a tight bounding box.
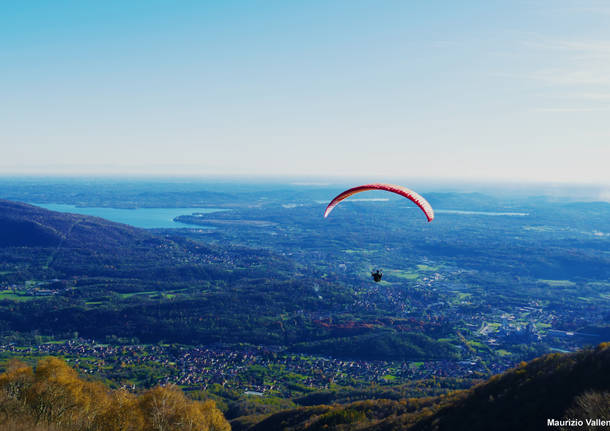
[0,357,230,431]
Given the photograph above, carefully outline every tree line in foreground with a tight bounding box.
[0,357,230,431]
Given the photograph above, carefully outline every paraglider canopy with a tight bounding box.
[323,183,434,222]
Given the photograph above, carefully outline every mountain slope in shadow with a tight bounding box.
[244,343,610,431]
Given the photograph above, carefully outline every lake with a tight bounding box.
[33,204,225,229]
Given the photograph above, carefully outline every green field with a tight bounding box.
[0,292,36,302]
[386,269,419,280]
[416,264,440,272]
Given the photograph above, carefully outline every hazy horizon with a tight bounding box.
[1,173,609,202]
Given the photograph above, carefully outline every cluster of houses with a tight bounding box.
[0,279,65,296]
[0,340,492,396]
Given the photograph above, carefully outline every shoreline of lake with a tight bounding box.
[31,203,226,229]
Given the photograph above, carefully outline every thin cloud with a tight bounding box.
[520,35,610,113]
[531,68,610,86]
[560,5,610,16]
[525,40,610,54]
[532,106,610,112]
[524,38,610,87]
[575,92,610,100]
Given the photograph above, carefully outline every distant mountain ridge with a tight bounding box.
[0,199,147,247]
[0,199,222,283]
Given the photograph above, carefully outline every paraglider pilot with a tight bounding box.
[371,269,382,282]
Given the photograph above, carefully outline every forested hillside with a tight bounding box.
[244,343,610,430]
[0,357,230,431]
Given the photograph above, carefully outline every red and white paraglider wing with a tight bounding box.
[323,183,434,222]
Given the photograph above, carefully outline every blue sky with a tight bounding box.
[1,1,609,183]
